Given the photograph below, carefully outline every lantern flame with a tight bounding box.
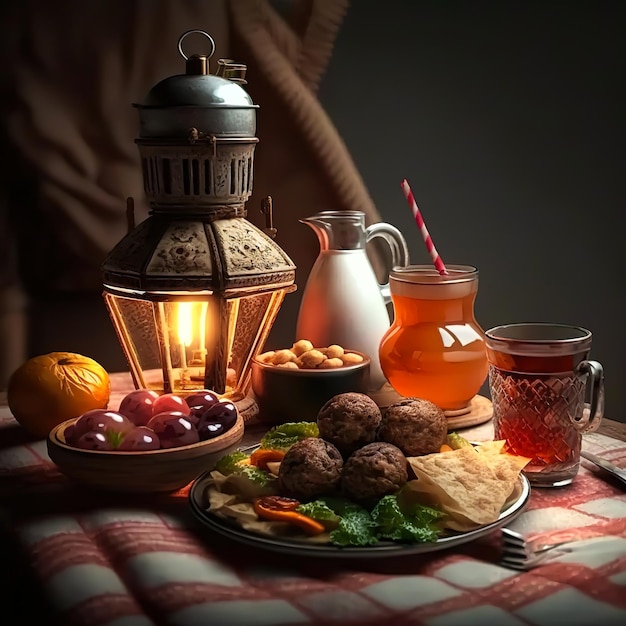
[177,302,193,347]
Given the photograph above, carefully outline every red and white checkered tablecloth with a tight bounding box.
[1,373,626,626]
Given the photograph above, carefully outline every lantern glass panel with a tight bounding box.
[104,288,289,399]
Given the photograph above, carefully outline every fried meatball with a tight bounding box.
[316,392,382,456]
[278,437,343,501]
[341,442,408,504]
[378,398,447,456]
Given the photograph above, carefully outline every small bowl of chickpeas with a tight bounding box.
[250,340,371,424]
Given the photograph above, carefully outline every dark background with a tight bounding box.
[318,0,624,420]
[11,0,625,421]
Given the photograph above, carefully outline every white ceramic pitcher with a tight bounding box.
[296,211,410,390]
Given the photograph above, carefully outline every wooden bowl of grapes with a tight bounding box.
[47,389,244,493]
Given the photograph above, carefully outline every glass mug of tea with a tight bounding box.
[485,323,604,487]
[379,265,489,411]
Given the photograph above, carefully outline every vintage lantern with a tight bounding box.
[101,30,296,406]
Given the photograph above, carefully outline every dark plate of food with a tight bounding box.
[189,466,530,559]
[188,392,532,559]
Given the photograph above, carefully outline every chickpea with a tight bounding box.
[261,342,363,370]
[324,344,345,359]
[276,361,299,369]
[297,349,327,369]
[272,349,297,365]
[291,339,314,357]
[257,351,276,363]
[341,352,364,365]
[318,357,344,369]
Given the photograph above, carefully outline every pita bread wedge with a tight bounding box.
[406,446,530,531]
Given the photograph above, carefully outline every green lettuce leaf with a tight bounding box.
[215,451,250,475]
[259,422,320,451]
[447,432,474,449]
[214,451,277,489]
[316,496,362,516]
[329,506,378,547]
[296,500,342,530]
[236,465,278,488]
[370,495,442,543]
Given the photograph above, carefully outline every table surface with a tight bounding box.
[2,373,626,626]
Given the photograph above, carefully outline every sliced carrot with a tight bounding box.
[439,444,454,452]
[249,448,285,471]
[253,496,325,536]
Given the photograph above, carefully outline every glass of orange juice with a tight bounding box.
[379,265,488,411]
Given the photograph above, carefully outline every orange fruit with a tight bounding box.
[7,352,111,438]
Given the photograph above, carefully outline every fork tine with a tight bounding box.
[499,559,528,570]
[499,526,577,571]
[501,527,525,544]
[501,545,529,557]
[500,528,532,559]
[500,528,544,570]
[503,533,568,554]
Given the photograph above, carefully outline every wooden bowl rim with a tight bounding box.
[48,410,244,458]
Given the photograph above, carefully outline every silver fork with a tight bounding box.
[499,528,573,570]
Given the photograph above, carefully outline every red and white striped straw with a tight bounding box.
[401,178,449,275]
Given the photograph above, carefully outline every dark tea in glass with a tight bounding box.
[486,323,604,487]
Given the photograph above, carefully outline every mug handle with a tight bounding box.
[573,360,605,433]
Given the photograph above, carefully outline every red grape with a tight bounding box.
[71,409,135,444]
[64,423,76,444]
[118,389,159,426]
[185,390,220,420]
[74,431,114,451]
[152,393,190,416]
[118,426,161,451]
[146,411,199,448]
[183,413,200,427]
[198,400,238,431]
[197,419,226,441]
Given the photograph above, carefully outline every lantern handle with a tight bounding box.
[177,30,216,62]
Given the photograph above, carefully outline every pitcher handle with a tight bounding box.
[573,360,605,434]
[365,223,410,304]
